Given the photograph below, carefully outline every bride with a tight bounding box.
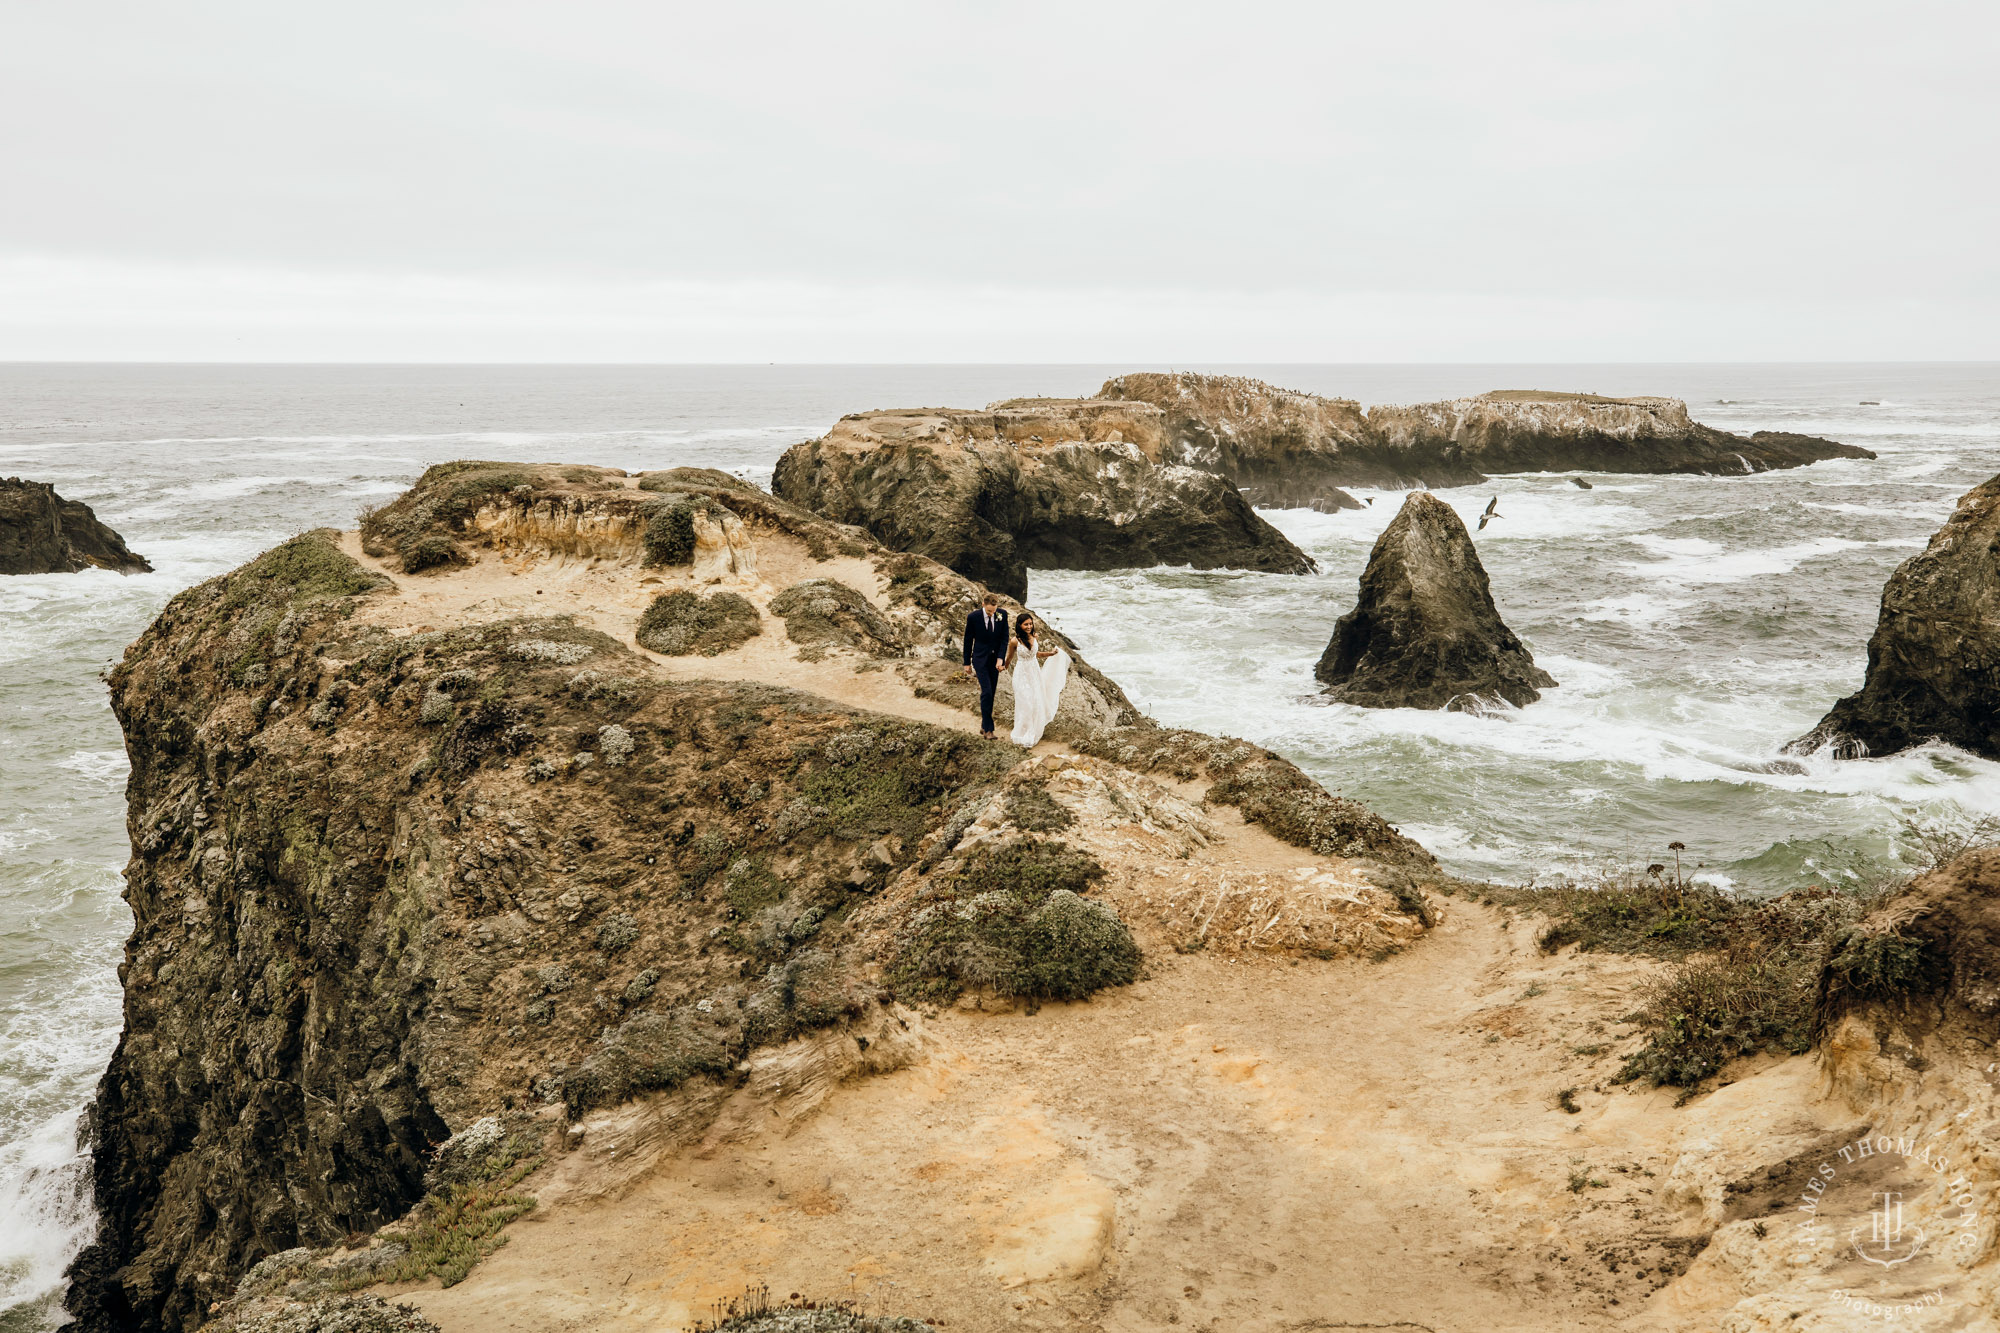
[1004,612,1070,747]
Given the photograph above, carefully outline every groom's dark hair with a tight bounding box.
[980,592,998,607]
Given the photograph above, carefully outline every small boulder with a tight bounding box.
[0,477,150,574]
[1316,491,1554,710]
[1789,473,2000,759]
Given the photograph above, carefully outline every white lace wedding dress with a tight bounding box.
[1008,635,1071,746]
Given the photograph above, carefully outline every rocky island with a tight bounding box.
[0,476,151,574]
[770,400,1314,600]
[1317,491,1555,709]
[1790,471,2000,760]
[1100,373,1875,501]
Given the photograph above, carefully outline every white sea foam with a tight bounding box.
[56,752,128,786]
[0,1107,94,1324]
[1622,534,1869,583]
[1580,594,1689,626]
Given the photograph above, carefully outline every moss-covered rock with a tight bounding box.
[768,578,904,659]
[637,590,761,656]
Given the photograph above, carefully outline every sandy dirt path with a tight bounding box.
[390,899,1705,1333]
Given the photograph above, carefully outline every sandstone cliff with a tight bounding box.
[1101,374,1875,496]
[1789,473,2000,761]
[0,476,151,574]
[1317,491,1555,710]
[770,402,1315,600]
[68,463,1434,1331]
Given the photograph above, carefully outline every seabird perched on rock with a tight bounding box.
[1477,495,1502,531]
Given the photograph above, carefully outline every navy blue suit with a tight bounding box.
[962,607,1011,734]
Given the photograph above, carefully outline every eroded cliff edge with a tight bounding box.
[67,463,1435,1331]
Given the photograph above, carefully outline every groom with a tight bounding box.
[961,592,1010,739]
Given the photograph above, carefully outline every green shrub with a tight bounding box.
[767,578,904,658]
[220,530,389,613]
[643,497,727,567]
[797,726,1008,842]
[889,838,1137,1004]
[216,1295,441,1332]
[1615,956,1815,1089]
[1516,877,1736,958]
[636,590,761,656]
[1812,928,1941,1041]
[401,535,468,574]
[1485,874,1877,1092]
[559,1006,742,1117]
[721,858,786,919]
[439,470,530,523]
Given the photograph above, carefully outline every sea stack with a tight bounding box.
[772,400,1315,601]
[0,477,150,574]
[1317,491,1554,710]
[1788,473,2000,760]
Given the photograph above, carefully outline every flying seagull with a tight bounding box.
[1477,495,1502,531]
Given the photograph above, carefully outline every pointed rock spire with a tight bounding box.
[1316,491,1554,710]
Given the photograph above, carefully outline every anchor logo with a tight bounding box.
[1851,1192,1926,1267]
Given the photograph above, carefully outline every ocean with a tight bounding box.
[2,361,1996,1326]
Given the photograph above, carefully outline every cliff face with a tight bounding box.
[70,464,1434,1331]
[770,403,1315,600]
[1100,374,1875,496]
[1098,373,1370,510]
[1316,492,1555,710]
[1789,472,2000,760]
[0,476,151,574]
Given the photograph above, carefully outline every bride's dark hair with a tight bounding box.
[1014,613,1036,647]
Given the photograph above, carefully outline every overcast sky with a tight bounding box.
[3,1,1996,361]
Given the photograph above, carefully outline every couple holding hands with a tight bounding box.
[961,592,1071,747]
